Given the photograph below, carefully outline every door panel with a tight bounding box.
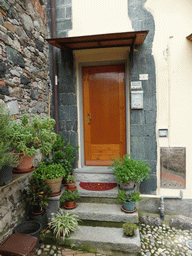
[83,64,126,166]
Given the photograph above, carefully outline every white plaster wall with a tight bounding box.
[69,0,133,36]
[69,0,192,198]
[146,0,192,198]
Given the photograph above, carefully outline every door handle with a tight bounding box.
[88,112,91,125]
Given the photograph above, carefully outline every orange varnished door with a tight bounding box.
[83,64,126,166]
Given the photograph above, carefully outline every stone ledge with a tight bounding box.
[0,170,34,192]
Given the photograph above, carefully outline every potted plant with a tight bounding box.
[35,162,66,196]
[21,172,52,214]
[43,134,78,181]
[122,222,138,237]
[50,209,80,241]
[21,172,52,229]
[65,174,77,191]
[0,103,19,185]
[60,190,80,209]
[10,113,57,172]
[110,154,151,190]
[117,189,142,212]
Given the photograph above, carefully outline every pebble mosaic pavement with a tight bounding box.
[35,223,192,256]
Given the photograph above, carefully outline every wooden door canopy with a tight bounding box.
[46,31,148,50]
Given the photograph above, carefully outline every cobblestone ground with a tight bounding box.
[35,223,192,255]
[140,223,192,256]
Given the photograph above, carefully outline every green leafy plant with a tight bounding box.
[44,134,78,177]
[122,222,138,236]
[110,154,151,184]
[9,113,57,157]
[21,173,52,212]
[66,174,75,183]
[117,190,142,203]
[50,209,80,240]
[60,190,80,204]
[0,103,19,169]
[35,162,66,180]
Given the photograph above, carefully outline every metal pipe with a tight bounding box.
[50,0,59,133]
[159,190,183,220]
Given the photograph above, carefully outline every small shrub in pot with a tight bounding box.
[122,222,138,237]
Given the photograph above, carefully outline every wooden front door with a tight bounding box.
[83,64,126,166]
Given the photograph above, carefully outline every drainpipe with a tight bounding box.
[50,0,59,133]
[159,190,183,220]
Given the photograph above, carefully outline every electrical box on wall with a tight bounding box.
[131,91,143,109]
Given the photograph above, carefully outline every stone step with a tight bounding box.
[74,166,116,182]
[64,225,141,256]
[65,202,139,224]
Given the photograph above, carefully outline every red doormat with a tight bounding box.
[79,182,117,191]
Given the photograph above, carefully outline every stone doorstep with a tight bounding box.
[64,226,141,255]
[65,202,139,224]
[74,167,116,183]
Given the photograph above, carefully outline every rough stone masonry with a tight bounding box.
[0,0,51,242]
[0,0,51,118]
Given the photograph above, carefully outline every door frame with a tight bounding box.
[78,60,130,167]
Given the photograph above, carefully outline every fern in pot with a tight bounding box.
[110,154,151,190]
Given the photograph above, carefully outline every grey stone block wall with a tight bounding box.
[57,49,79,166]
[55,0,72,37]
[128,0,157,194]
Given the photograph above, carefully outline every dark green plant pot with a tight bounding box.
[123,201,135,211]
[124,230,135,237]
[30,208,48,230]
[0,164,13,186]
[13,220,42,248]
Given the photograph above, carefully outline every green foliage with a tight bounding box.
[21,173,52,210]
[44,134,78,176]
[60,190,80,203]
[117,190,142,203]
[122,222,138,236]
[50,209,80,240]
[110,154,151,184]
[66,174,75,183]
[35,162,66,180]
[0,103,19,168]
[9,113,56,157]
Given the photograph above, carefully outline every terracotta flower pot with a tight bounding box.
[45,176,63,196]
[65,182,77,191]
[14,154,34,172]
[63,201,76,209]
[119,181,136,191]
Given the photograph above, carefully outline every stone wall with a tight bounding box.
[0,172,33,243]
[0,0,51,117]
[0,0,51,242]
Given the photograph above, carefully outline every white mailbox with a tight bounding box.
[131,91,143,109]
